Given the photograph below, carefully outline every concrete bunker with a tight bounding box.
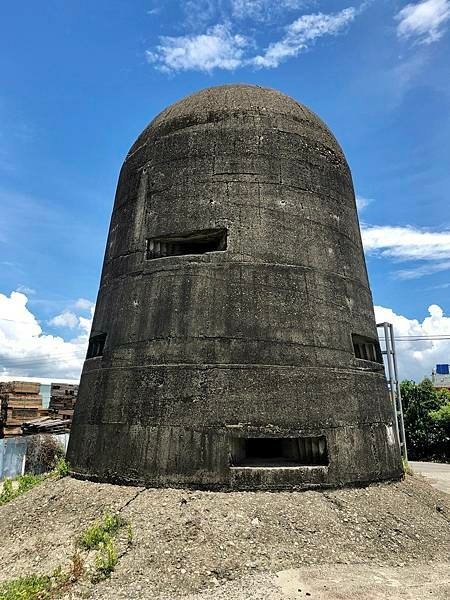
[68,84,402,490]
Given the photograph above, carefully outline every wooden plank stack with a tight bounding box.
[0,381,47,436]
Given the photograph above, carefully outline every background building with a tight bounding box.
[432,364,450,390]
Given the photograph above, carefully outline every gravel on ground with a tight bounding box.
[0,474,448,599]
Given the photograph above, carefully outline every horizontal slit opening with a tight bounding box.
[87,333,106,359]
[352,334,383,364]
[146,228,227,259]
[230,436,328,467]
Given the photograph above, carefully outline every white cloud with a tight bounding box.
[231,0,311,21]
[395,261,450,279]
[395,0,450,44]
[74,297,95,311]
[361,224,450,278]
[16,284,36,295]
[146,24,249,73]
[356,195,374,211]
[147,5,359,72]
[251,7,356,68]
[49,310,79,329]
[0,291,91,379]
[375,304,450,381]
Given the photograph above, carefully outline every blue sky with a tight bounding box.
[1,0,450,381]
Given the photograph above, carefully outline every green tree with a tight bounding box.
[400,378,449,461]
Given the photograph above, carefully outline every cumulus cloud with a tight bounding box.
[147,5,359,72]
[146,24,249,73]
[0,291,92,379]
[49,310,79,329]
[395,0,450,44]
[74,297,95,311]
[361,224,450,278]
[251,7,356,68]
[375,304,450,381]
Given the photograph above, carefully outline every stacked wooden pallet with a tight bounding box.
[0,381,46,436]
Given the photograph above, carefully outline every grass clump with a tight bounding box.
[0,473,45,506]
[0,574,53,600]
[0,456,69,507]
[53,457,69,478]
[78,512,127,582]
[0,558,83,599]
[91,539,118,582]
[78,512,125,550]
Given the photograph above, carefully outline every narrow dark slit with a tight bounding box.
[230,436,328,467]
[146,228,227,259]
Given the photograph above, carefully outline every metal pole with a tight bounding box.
[380,322,401,454]
[389,323,408,461]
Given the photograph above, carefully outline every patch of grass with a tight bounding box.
[0,512,127,597]
[78,512,125,550]
[0,473,46,506]
[78,512,128,582]
[0,574,53,600]
[0,453,70,508]
[91,539,118,582]
[53,457,69,478]
[0,560,82,600]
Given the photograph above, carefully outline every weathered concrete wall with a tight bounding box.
[68,84,403,489]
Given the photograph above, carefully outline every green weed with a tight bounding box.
[0,473,45,506]
[53,457,69,478]
[78,512,125,550]
[0,574,53,600]
[91,539,118,582]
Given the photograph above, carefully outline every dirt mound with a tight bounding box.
[0,474,448,599]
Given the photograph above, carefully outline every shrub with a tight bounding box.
[24,435,65,474]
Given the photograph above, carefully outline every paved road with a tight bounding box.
[409,461,450,494]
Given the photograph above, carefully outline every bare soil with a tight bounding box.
[0,474,448,599]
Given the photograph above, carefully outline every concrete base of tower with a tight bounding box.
[67,362,404,490]
[67,420,403,491]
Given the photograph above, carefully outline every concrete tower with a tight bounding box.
[68,84,402,489]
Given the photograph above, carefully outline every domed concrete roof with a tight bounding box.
[128,84,341,156]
